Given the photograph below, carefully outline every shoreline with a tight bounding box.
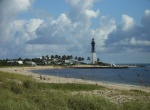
[0,66,150,92]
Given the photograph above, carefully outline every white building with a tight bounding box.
[7,60,23,65]
[17,61,23,64]
[25,61,36,66]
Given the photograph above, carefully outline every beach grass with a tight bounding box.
[0,71,150,110]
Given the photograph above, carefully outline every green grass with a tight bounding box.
[67,94,118,110]
[0,71,150,110]
[121,100,150,110]
[0,70,33,82]
[36,83,105,91]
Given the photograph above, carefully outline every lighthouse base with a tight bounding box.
[91,52,97,64]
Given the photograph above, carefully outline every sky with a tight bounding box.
[0,0,150,64]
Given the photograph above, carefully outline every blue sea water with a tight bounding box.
[30,67,150,86]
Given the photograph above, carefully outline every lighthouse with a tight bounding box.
[91,38,97,64]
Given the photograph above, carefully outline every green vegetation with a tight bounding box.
[0,54,108,67]
[0,71,150,110]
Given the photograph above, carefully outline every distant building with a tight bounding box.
[7,60,23,65]
[17,61,23,64]
[25,61,36,66]
[64,60,70,64]
[91,38,97,64]
[62,60,82,65]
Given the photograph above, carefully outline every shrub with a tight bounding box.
[67,94,118,110]
[9,81,23,94]
[23,80,36,89]
[130,89,148,95]
[121,100,150,110]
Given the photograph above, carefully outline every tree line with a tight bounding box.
[0,55,109,66]
[0,55,85,66]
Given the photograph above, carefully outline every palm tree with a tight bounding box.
[62,55,66,60]
[55,55,58,59]
[70,55,73,59]
[42,56,45,60]
[46,55,49,60]
[75,56,78,60]
[66,55,71,60]
[78,57,82,61]
[18,57,22,61]
[81,57,84,62]
[87,57,90,64]
[51,55,54,59]
[97,58,100,62]
[58,56,61,60]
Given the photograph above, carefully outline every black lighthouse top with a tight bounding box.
[91,38,96,53]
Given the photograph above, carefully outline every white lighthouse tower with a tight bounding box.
[91,38,97,64]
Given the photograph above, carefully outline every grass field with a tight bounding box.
[0,71,150,110]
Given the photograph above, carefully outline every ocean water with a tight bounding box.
[30,67,150,86]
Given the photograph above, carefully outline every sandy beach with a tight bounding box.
[0,66,150,92]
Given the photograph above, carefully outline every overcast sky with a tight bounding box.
[0,0,150,64]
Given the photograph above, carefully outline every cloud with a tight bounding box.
[0,0,34,58]
[141,9,150,28]
[0,0,32,43]
[85,9,99,18]
[27,0,100,46]
[121,15,135,31]
[94,17,116,45]
[106,10,150,53]
[66,0,99,26]
[0,48,7,57]
[13,19,43,45]
[0,0,102,59]
[27,14,73,45]
[112,37,150,46]
[66,0,95,11]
